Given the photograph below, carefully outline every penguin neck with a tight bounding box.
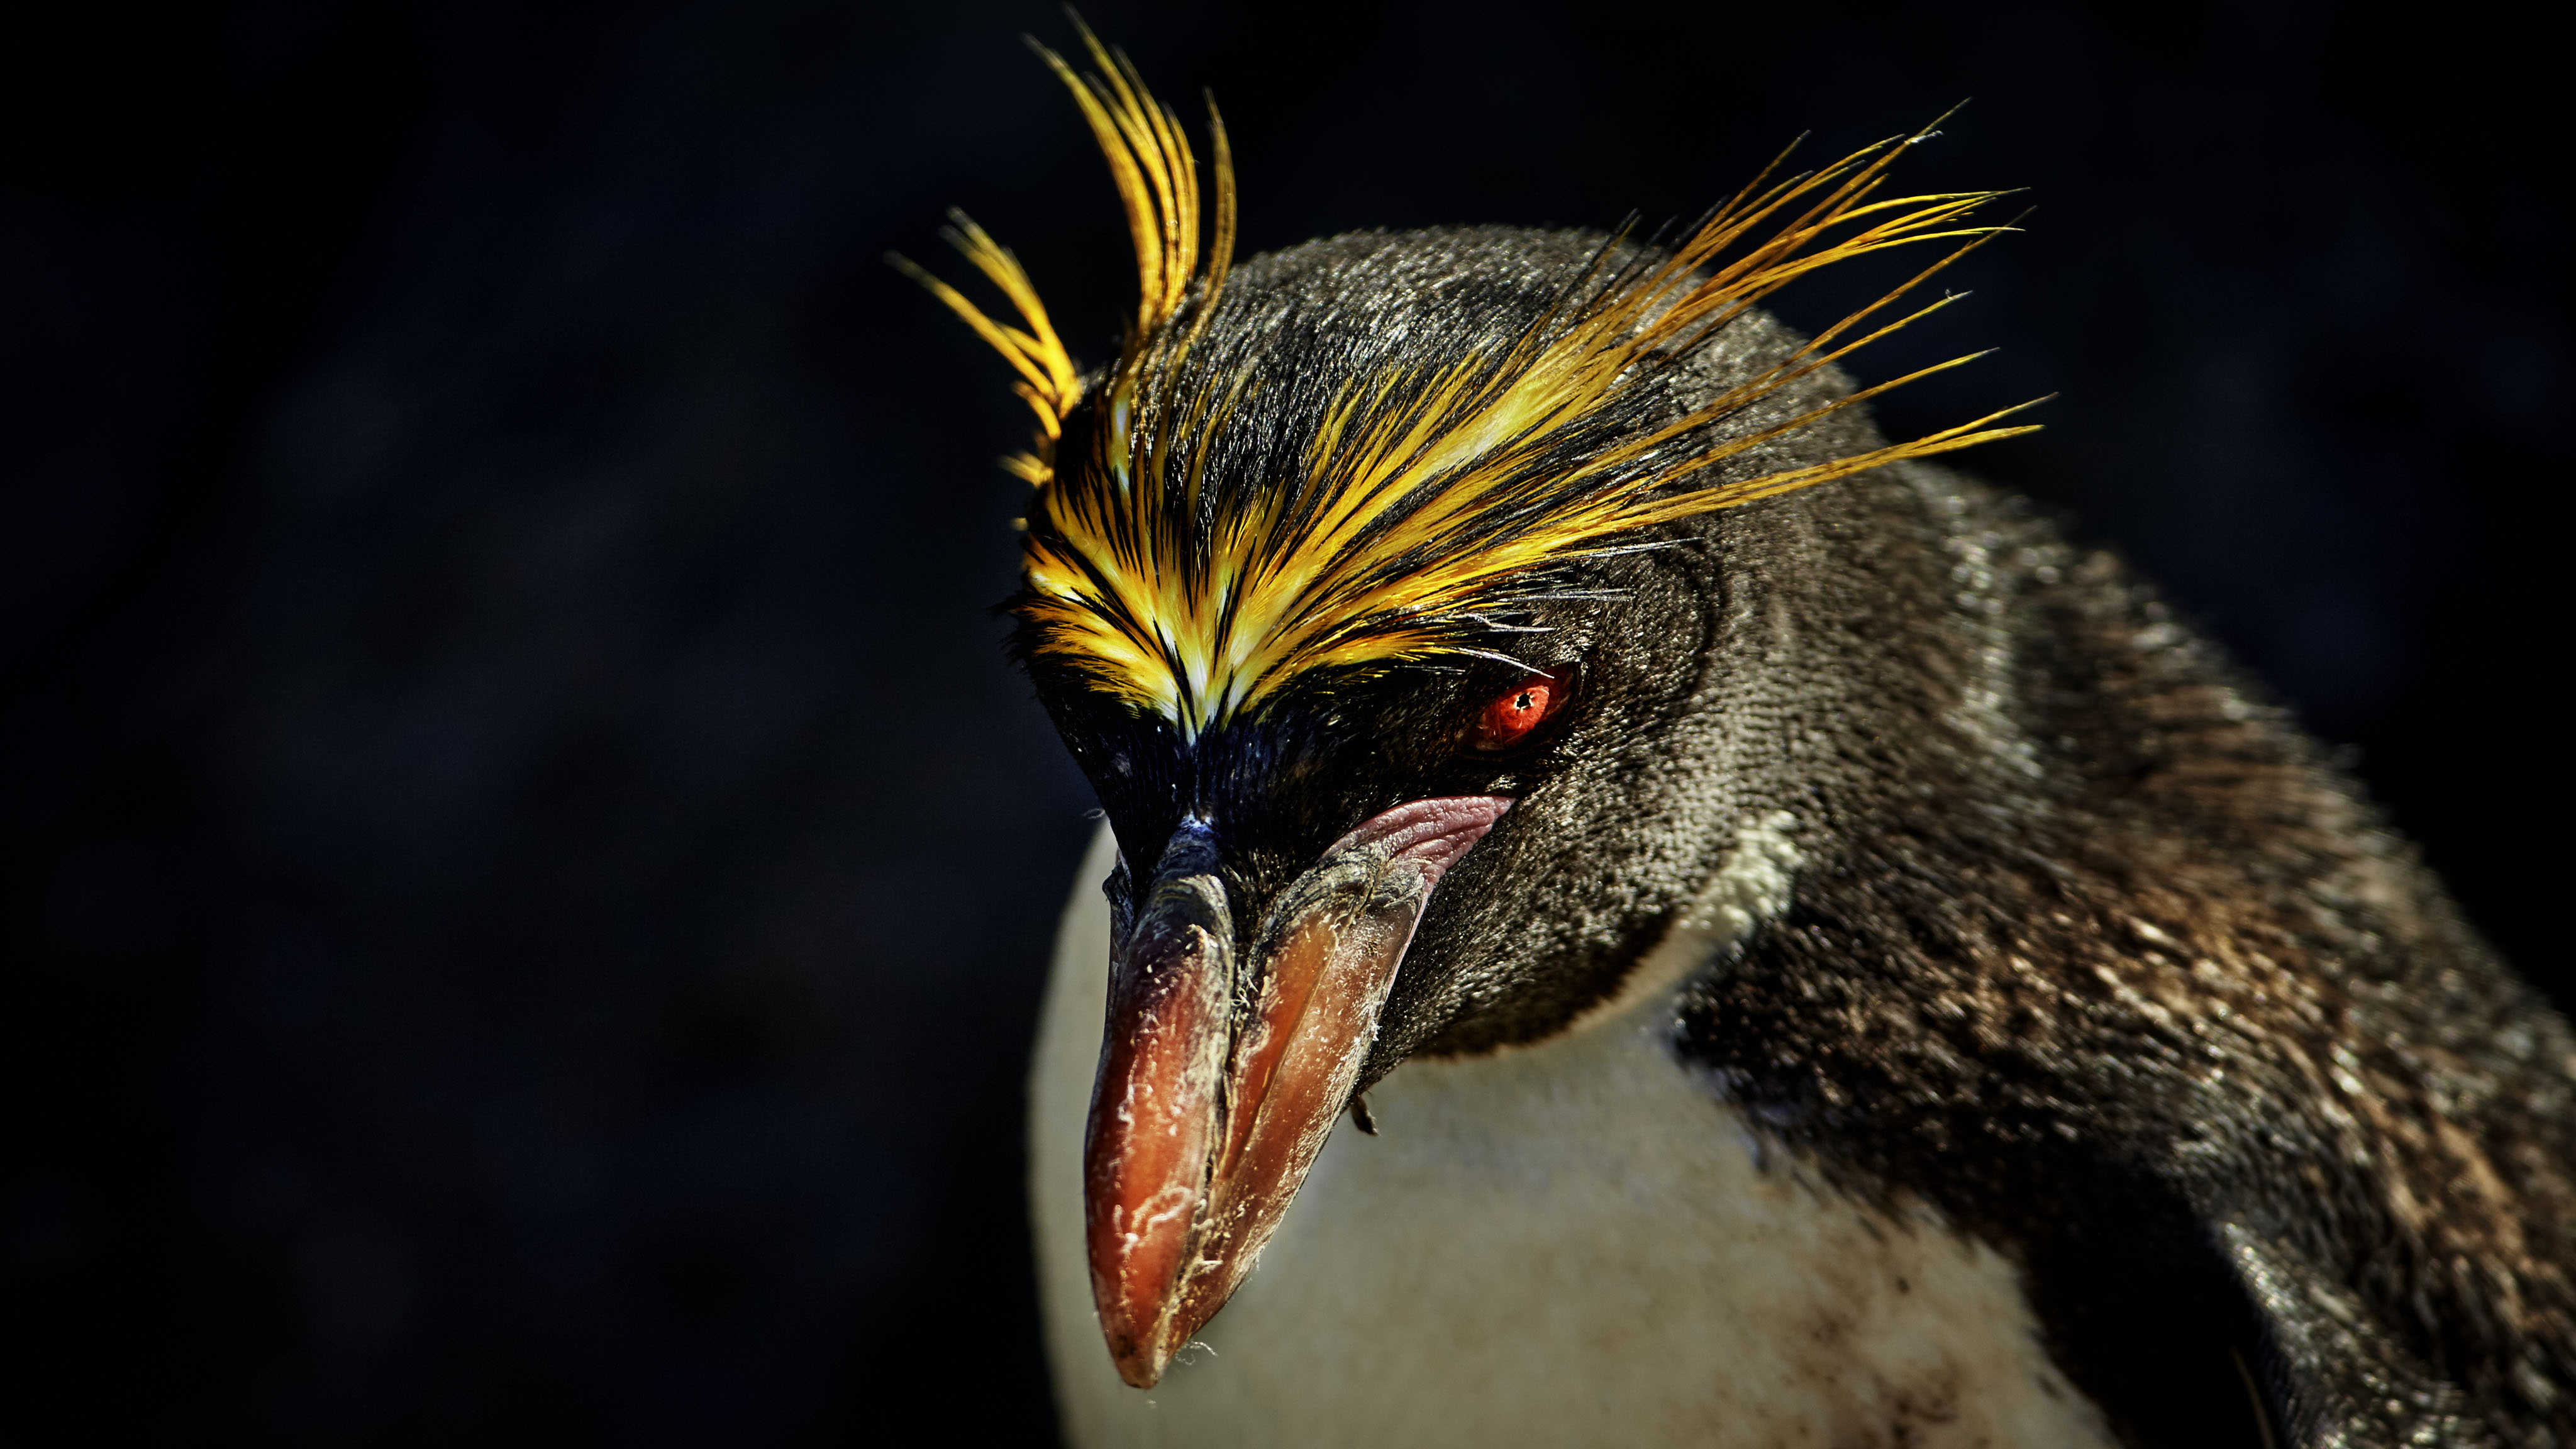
[1453,806,1808,1057]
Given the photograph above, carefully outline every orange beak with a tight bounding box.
[1082,796,1511,1387]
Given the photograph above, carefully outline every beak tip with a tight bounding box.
[1101,1306,1177,1387]
[1094,1276,1188,1389]
[1114,1350,1167,1389]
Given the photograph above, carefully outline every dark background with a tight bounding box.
[4,0,2567,1442]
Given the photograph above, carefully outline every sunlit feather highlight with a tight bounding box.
[889,18,1233,484]
[904,35,2041,736]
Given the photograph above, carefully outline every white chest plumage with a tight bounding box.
[1030,823,2116,1449]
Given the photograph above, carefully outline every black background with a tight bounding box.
[4,1,2568,1442]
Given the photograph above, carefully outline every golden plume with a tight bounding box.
[904,33,2039,736]
[891,17,1230,486]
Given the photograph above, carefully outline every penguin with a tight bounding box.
[903,28,2576,1449]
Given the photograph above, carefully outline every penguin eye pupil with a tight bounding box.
[1470,670,1570,752]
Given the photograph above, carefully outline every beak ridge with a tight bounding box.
[1082,822,1232,1382]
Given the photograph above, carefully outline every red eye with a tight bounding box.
[1470,669,1572,752]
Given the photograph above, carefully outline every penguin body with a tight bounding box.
[1005,225,2576,1446]
[1035,822,2122,1448]
[907,49,2575,1442]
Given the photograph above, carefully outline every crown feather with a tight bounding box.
[903,33,2041,736]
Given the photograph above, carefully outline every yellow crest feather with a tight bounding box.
[904,36,2040,737]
